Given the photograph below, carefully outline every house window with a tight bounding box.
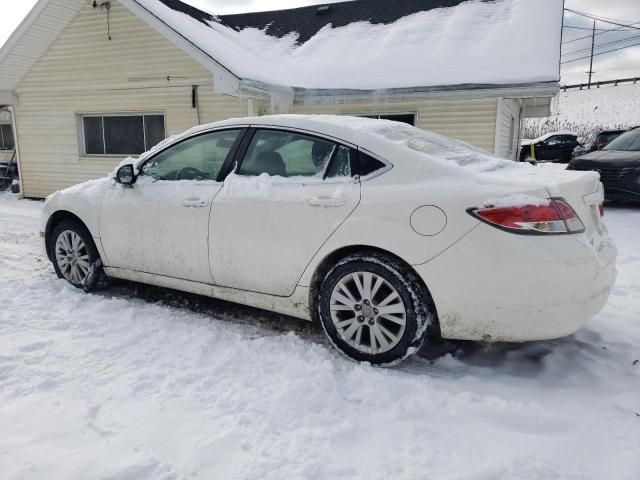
[350,113,416,126]
[0,124,14,150]
[80,113,165,155]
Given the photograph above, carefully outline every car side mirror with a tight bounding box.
[115,164,136,186]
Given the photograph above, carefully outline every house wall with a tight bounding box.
[291,97,499,153]
[493,98,522,160]
[14,0,250,198]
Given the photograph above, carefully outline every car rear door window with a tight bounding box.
[238,130,353,179]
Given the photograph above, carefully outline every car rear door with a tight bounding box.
[209,127,361,297]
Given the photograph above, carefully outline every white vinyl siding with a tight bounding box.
[291,98,498,153]
[493,98,522,161]
[14,0,249,198]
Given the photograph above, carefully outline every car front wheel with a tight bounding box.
[50,220,108,291]
[318,253,435,366]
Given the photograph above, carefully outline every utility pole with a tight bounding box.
[587,20,596,88]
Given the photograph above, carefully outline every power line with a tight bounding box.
[564,8,633,25]
[563,25,610,31]
[562,22,640,45]
[561,41,640,64]
[562,33,640,57]
[565,8,640,31]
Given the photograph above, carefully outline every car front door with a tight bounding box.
[538,135,563,160]
[209,128,361,296]
[100,128,245,283]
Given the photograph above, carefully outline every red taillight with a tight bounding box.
[469,199,585,235]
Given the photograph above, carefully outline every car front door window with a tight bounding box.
[142,129,243,181]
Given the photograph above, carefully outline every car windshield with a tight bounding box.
[603,129,640,151]
[597,132,623,144]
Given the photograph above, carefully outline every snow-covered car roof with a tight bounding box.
[136,0,564,90]
[123,114,520,178]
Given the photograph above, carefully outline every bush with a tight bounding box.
[524,118,631,140]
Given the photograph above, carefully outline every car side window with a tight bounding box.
[239,130,347,178]
[359,151,387,177]
[545,136,562,146]
[141,129,242,181]
[325,145,354,178]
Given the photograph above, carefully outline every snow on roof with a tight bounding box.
[138,0,564,91]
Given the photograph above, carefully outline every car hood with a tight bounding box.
[573,150,640,167]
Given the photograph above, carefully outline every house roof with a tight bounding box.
[0,0,564,97]
[218,0,473,44]
[139,0,564,91]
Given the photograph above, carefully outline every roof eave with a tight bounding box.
[292,81,560,99]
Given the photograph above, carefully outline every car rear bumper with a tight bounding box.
[415,224,617,342]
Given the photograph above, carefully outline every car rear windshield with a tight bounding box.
[370,122,514,172]
[603,129,640,151]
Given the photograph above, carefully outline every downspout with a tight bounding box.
[9,105,24,197]
[192,85,201,125]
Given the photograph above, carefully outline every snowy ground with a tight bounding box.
[1,193,639,480]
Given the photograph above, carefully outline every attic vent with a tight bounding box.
[316,5,332,15]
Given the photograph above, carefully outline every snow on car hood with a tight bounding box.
[47,176,113,207]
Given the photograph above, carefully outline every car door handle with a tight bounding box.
[308,196,345,207]
[182,198,209,208]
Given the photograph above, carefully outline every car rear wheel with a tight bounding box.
[50,220,109,291]
[318,253,435,366]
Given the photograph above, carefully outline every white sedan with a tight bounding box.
[41,115,617,365]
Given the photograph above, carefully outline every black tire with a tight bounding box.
[318,252,436,366]
[50,219,109,291]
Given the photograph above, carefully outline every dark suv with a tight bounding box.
[520,133,579,163]
[568,127,640,202]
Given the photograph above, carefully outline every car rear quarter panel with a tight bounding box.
[297,170,487,286]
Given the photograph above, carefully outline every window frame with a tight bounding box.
[344,112,418,127]
[0,123,14,150]
[234,127,363,184]
[138,127,249,183]
[77,112,166,157]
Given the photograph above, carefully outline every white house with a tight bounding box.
[0,0,564,198]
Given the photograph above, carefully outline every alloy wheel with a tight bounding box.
[55,230,90,285]
[330,271,407,355]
